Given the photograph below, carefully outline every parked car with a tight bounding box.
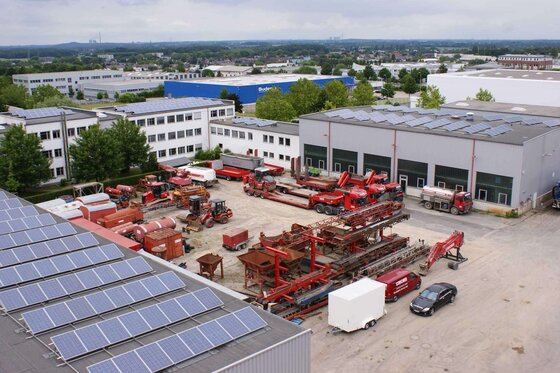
[409,283,457,316]
[376,268,421,302]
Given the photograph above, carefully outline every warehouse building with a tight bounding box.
[98,97,235,164]
[0,189,311,373]
[209,117,299,169]
[427,69,560,107]
[497,54,553,70]
[0,107,120,183]
[80,80,161,99]
[299,103,560,214]
[165,74,354,111]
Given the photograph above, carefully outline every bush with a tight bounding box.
[505,209,519,218]
[195,146,222,161]
[59,178,68,187]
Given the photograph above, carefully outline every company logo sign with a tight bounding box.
[258,86,273,93]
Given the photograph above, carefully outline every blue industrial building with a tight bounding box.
[165,74,354,104]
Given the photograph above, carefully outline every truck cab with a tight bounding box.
[552,182,560,209]
[421,186,472,215]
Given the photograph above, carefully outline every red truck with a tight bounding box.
[420,186,473,215]
[344,171,404,202]
[206,159,251,181]
[376,268,422,302]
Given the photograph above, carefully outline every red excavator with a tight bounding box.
[177,196,233,230]
[419,230,466,275]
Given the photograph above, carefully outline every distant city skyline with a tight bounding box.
[1,0,559,46]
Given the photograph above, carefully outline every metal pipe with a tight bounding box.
[470,139,476,192]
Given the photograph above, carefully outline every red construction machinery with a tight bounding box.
[342,171,404,202]
[176,196,233,230]
[419,230,466,275]
[420,186,473,215]
[157,164,193,189]
[290,157,338,191]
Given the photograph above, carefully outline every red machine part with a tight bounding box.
[419,230,465,275]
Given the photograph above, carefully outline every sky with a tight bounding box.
[1,0,559,45]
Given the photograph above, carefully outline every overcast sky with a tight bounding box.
[1,0,559,45]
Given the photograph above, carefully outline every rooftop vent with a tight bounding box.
[466,112,474,121]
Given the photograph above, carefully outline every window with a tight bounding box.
[167,115,175,123]
[248,132,253,140]
[333,148,357,174]
[157,116,165,125]
[279,154,284,160]
[178,146,185,154]
[498,193,508,205]
[417,177,425,188]
[438,181,446,188]
[54,148,63,157]
[248,148,253,155]
[285,155,291,161]
[56,167,64,176]
[77,127,86,135]
[334,163,341,173]
[137,119,146,126]
[50,169,55,178]
[186,113,193,121]
[364,153,391,177]
[42,150,53,159]
[218,143,223,149]
[239,132,245,139]
[232,130,238,138]
[147,118,155,126]
[176,114,184,122]
[158,150,166,157]
[219,109,226,116]
[318,160,326,170]
[52,130,61,139]
[435,165,468,192]
[67,128,75,137]
[217,128,223,135]
[279,137,284,145]
[195,143,202,151]
[304,144,327,170]
[263,135,268,143]
[263,151,269,157]
[348,165,355,173]
[158,133,166,141]
[478,189,487,201]
[169,148,177,156]
[187,145,194,153]
[398,159,428,189]
[285,138,291,146]
[40,131,50,140]
[210,110,218,118]
[177,130,185,138]
[168,132,176,140]
[195,128,202,136]
[269,152,274,159]
[148,135,156,143]
[306,157,312,166]
[456,185,464,192]
[224,129,230,136]
[475,171,513,206]
[227,108,234,116]
[211,127,217,134]
[269,136,274,144]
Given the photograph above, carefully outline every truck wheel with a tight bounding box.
[392,295,398,302]
[324,205,334,215]
[424,201,433,210]
[280,188,288,194]
[260,193,265,199]
[450,206,459,215]
[205,219,214,228]
[315,204,325,214]
[450,294,456,304]
[226,176,232,181]
[364,322,370,330]
[220,216,229,224]
[415,282,421,290]
[369,319,377,327]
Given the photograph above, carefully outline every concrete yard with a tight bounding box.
[144,180,560,373]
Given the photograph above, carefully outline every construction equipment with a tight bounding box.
[172,184,210,208]
[420,186,473,215]
[177,165,218,187]
[419,230,466,275]
[552,181,560,209]
[223,228,250,251]
[221,153,264,170]
[290,157,338,191]
[96,207,144,229]
[340,171,403,203]
[105,186,132,209]
[157,164,193,189]
[176,196,233,231]
[141,181,171,206]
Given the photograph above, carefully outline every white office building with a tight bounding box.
[209,117,299,169]
[80,80,162,99]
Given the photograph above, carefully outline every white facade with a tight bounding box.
[124,70,200,81]
[80,80,161,99]
[374,62,464,77]
[428,69,560,107]
[12,70,124,96]
[209,120,299,169]
[204,65,252,77]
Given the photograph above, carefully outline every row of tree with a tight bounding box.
[0,80,79,111]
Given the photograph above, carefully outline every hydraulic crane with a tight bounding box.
[419,230,466,275]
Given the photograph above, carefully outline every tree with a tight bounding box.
[106,117,150,173]
[255,87,297,122]
[34,96,79,108]
[32,85,64,105]
[219,88,229,99]
[103,92,109,99]
[226,93,243,112]
[398,68,409,81]
[69,125,122,182]
[0,125,51,192]
[141,152,158,173]
[76,91,84,100]
[347,68,357,77]
[68,86,75,97]
[380,82,395,98]
[285,78,323,116]
[123,65,134,72]
[201,69,215,77]
[417,85,446,109]
[176,62,186,73]
[401,74,419,95]
[416,67,430,83]
[350,81,375,106]
[323,80,348,108]
[96,92,104,100]
[0,84,33,109]
[437,63,448,74]
[250,67,262,74]
[378,68,392,82]
[320,63,332,75]
[474,88,495,102]
[364,65,376,80]
[294,66,318,74]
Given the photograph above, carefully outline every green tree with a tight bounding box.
[347,68,357,77]
[0,125,51,192]
[378,68,392,82]
[76,91,84,100]
[106,117,150,173]
[226,93,243,112]
[286,78,323,116]
[398,68,409,81]
[96,92,104,100]
[417,85,446,109]
[68,86,75,97]
[364,65,376,80]
[176,62,186,73]
[320,63,332,75]
[380,82,395,98]
[141,152,158,173]
[123,65,134,72]
[294,66,318,74]
[103,92,109,99]
[255,87,297,122]
[474,88,495,102]
[69,125,122,182]
[416,67,430,83]
[34,96,79,108]
[350,81,375,106]
[201,69,215,77]
[437,64,448,73]
[250,67,262,74]
[401,74,419,95]
[323,80,348,108]
[32,85,64,105]
[219,88,229,99]
[0,84,33,109]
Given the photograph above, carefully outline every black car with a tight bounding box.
[409,283,457,316]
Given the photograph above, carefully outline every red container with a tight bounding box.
[79,202,117,222]
[133,217,176,242]
[97,207,144,228]
[222,227,249,251]
[75,193,110,205]
[143,228,183,261]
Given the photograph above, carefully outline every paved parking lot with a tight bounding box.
[145,180,560,373]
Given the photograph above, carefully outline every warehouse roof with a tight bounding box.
[0,189,307,373]
[442,69,560,81]
[178,74,350,87]
[0,107,120,126]
[211,117,299,136]
[301,104,560,145]
[99,97,231,116]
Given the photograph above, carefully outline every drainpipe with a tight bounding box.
[327,121,331,176]
[392,129,397,182]
[207,108,211,149]
[470,139,476,192]
[61,112,71,180]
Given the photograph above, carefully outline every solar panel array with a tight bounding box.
[464,123,492,134]
[0,205,38,222]
[22,271,185,334]
[0,222,77,251]
[87,306,268,373]
[0,256,152,312]
[115,97,221,115]
[11,108,74,120]
[484,124,513,137]
[405,116,433,127]
[232,117,277,127]
[52,287,224,361]
[0,197,24,210]
[0,243,123,288]
[0,213,56,236]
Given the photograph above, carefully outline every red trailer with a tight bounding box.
[79,202,117,222]
[96,207,144,229]
[222,228,249,251]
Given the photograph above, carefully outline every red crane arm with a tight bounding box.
[422,231,464,272]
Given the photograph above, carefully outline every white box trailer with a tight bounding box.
[178,166,218,187]
[328,278,387,332]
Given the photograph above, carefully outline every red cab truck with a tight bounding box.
[420,186,473,215]
[376,268,422,302]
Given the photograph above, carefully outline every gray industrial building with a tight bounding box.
[299,102,560,214]
[0,190,310,373]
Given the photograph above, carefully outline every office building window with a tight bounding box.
[158,133,166,141]
[263,151,269,157]
[219,109,226,116]
[186,129,194,137]
[158,149,166,157]
[195,143,202,151]
[279,137,284,145]
[168,132,176,140]
[194,112,201,120]
[177,130,185,138]
[169,148,177,156]
[157,116,165,125]
[137,119,146,127]
[285,138,291,146]
[147,118,155,126]
[248,132,253,140]
[40,131,50,140]
[210,110,218,118]
[263,135,268,143]
[54,148,63,157]
[52,130,61,139]
[148,135,156,143]
[56,167,64,176]
[67,128,75,137]
[239,131,245,139]
[279,154,284,160]
[176,114,184,122]
[50,169,55,177]
[269,136,274,144]
[42,150,53,159]
[178,146,185,154]
[232,130,238,138]
[217,128,223,135]
[77,127,86,135]
[227,108,234,115]
[285,155,291,161]
[211,127,216,134]
[186,113,193,121]
[187,145,194,153]
[167,115,175,123]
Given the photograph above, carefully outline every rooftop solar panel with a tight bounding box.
[504,116,524,123]
[424,118,451,129]
[484,124,513,137]
[115,97,222,115]
[482,113,505,121]
[0,198,24,211]
[0,222,76,251]
[12,108,74,120]
[463,123,492,134]
[544,119,560,127]
[443,121,471,132]
[521,117,543,125]
[405,116,433,127]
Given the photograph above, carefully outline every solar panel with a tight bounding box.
[504,116,523,123]
[544,119,560,127]
[0,198,24,211]
[324,109,353,118]
[463,123,492,134]
[443,120,471,131]
[0,191,8,200]
[87,306,268,373]
[424,118,451,129]
[0,205,37,221]
[0,257,152,312]
[521,117,543,125]
[482,113,505,121]
[115,97,221,115]
[12,108,74,120]
[52,287,222,361]
[405,116,433,127]
[484,124,513,137]
[0,222,76,251]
